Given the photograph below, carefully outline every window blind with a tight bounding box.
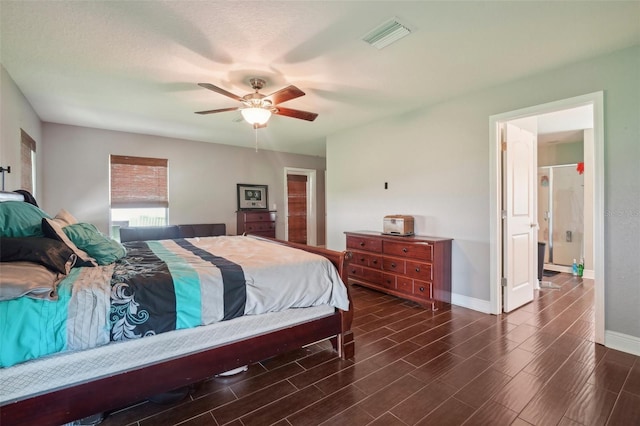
[110,155,168,208]
[20,130,36,194]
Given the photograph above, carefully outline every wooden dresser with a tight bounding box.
[237,210,276,238]
[344,231,452,310]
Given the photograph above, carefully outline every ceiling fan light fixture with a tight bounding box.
[241,107,272,125]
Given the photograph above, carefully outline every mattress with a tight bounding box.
[0,304,335,405]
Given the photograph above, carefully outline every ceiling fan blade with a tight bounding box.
[198,83,244,102]
[194,107,239,115]
[274,106,318,122]
[265,85,305,105]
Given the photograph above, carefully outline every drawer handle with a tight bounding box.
[419,286,425,292]
[402,248,408,253]
[386,279,392,284]
[360,242,365,247]
[415,267,420,272]
[391,262,396,268]
[372,259,378,264]
[351,269,357,274]
[360,257,365,262]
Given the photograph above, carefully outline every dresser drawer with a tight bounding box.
[353,252,382,269]
[396,276,413,294]
[383,241,433,261]
[383,258,405,274]
[405,261,432,281]
[413,280,433,300]
[347,236,382,253]
[348,264,363,278]
[348,265,382,284]
[244,222,276,233]
[362,268,383,284]
[242,211,276,222]
[382,273,396,289]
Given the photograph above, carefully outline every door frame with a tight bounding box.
[283,167,317,246]
[489,91,604,344]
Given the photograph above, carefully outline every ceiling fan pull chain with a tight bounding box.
[254,126,259,152]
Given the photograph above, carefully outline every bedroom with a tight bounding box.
[1,1,639,425]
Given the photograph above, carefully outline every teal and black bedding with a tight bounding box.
[0,236,350,368]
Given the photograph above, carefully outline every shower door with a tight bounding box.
[538,165,584,267]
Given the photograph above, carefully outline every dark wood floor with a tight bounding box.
[101,273,640,426]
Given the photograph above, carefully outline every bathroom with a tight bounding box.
[537,106,593,278]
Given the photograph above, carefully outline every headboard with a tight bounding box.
[119,223,227,243]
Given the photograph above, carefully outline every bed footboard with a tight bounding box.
[274,239,355,359]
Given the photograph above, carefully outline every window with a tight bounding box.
[20,130,36,195]
[110,155,168,236]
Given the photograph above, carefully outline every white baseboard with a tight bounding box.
[451,293,492,314]
[605,330,640,356]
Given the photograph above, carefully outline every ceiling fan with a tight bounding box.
[195,78,318,128]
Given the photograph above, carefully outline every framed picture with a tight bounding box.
[237,184,268,210]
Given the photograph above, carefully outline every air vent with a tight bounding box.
[362,18,412,49]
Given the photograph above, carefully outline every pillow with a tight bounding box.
[62,223,126,266]
[41,218,98,267]
[0,237,76,275]
[52,209,78,227]
[0,261,64,301]
[0,201,51,237]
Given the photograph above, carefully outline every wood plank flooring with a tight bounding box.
[100,274,640,426]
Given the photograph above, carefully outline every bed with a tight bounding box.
[0,194,354,426]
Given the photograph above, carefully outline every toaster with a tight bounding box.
[383,215,414,236]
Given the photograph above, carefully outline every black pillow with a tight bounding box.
[0,237,77,274]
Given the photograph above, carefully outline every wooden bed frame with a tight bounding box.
[0,240,354,426]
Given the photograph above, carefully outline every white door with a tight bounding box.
[503,121,537,312]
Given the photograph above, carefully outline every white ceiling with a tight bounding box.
[537,104,593,145]
[1,1,638,156]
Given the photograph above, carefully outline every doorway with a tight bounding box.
[538,164,584,273]
[489,91,604,344]
[287,174,308,244]
[283,167,317,246]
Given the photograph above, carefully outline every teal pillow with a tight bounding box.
[62,223,126,265]
[0,201,51,237]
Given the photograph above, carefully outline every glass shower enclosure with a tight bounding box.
[537,164,584,269]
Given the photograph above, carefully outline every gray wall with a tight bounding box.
[326,46,639,341]
[538,141,584,167]
[40,123,326,243]
[0,65,42,195]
